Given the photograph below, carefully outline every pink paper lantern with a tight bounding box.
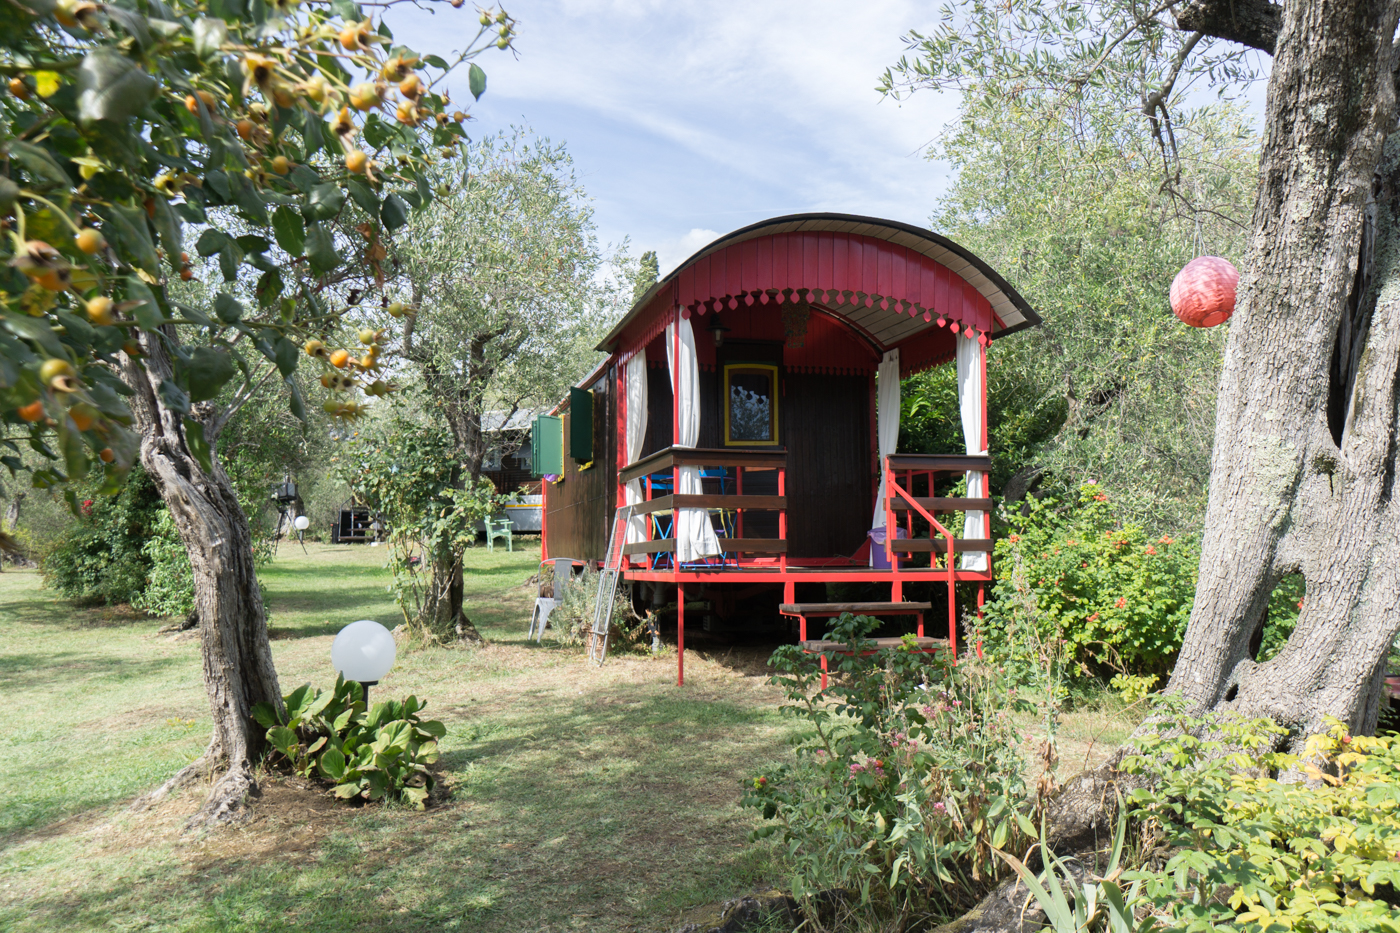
[1170,256,1238,328]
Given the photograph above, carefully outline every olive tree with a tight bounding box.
[0,0,514,826]
[885,0,1400,746]
[366,130,635,640]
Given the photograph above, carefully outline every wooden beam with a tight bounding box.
[717,538,787,554]
[887,497,994,512]
[620,446,789,483]
[780,601,932,614]
[891,539,995,553]
[632,494,787,515]
[885,454,993,472]
[622,539,676,556]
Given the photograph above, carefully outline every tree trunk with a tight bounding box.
[1165,0,1400,747]
[123,334,284,828]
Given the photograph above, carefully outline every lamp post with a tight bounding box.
[331,619,396,708]
[293,514,310,554]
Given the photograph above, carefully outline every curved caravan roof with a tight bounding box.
[599,213,1041,376]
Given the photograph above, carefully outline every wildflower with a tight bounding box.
[1087,612,1100,622]
[933,801,947,814]
[1297,599,1304,610]
[1008,533,1020,543]
[1144,545,1157,555]
[1159,535,1174,545]
[1094,492,1109,502]
[1115,597,1127,609]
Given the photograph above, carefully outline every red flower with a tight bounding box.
[1008,533,1020,543]
[1093,492,1109,502]
[1159,535,1174,545]
[80,498,93,516]
[1144,545,1157,556]
[1087,612,1100,622]
[1115,597,1127,609]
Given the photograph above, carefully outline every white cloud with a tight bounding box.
[657,228,721,276]
[388,2,965,259]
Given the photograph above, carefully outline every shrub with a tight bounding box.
[254,677,446,809]
[980,485,1199,691]
[743,613,1034,924]
[39,467,162,606]
[1122,702,1400,932]
[132,511,195,619]
[545,562,647,652]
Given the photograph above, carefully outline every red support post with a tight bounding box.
[677,582,685,686]
[736,466,744,539]
[778,464,787,576]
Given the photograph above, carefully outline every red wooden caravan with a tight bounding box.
[539,213,1041,683]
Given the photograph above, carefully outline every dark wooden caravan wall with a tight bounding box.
[641,363,871,559]
[543,368,617,562]
[784,373,871,558]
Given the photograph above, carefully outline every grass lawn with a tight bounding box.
[0,541,1141,933]
[0,541,797,933]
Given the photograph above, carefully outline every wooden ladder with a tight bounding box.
[589,505,632,665]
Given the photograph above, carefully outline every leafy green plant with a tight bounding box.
[254,677,446,809]
[743,613,1034,925]
[1119,701,1400,932]
[995,797,1159,933]
[39,464,161,605]
[980,485,1200,690]
[131,510,194,618]
[340,411,497,641]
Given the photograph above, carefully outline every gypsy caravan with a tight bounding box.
[536,214,1041,682]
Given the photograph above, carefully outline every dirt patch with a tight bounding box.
[188,778,349,868]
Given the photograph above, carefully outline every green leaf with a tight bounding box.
[159,379,190,413]
[303,183,345,222]
[345,176,378,214]
[331,0,360,19]
[271,337,296,378]
[287,377,307,423]
[305,221,338,273]
[184,347,235,402]
[289,164,320,193]
[1,312,67,358]
[267,725,299,756]
[213,292,243,324]
[218,241,243,281]
[192,17,229,58]
[402,785,428,809]
[77,49,157,125]
[332,781,362,799]
[416,719,447,739]
[302,113,325,156]
[272,205,305,257]
[319,747,348,781]
[468,63,486,100]
[104,204,160,274]
[251,702,282,729]
[381,193,409,232]
[151,197,182,263]
[7,140,70,187]
[184,418,212,473]
[423,54,449,69]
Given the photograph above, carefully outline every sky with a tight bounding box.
[389,1,962,275]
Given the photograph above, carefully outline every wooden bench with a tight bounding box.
[797,636,950,689]
[778,601,933,641]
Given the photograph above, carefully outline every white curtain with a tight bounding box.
[870,349,901,564]
[623,353,648,544]
[957,333,989,571]
[666,316,722,562]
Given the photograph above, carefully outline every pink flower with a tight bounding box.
[933,802,947,813]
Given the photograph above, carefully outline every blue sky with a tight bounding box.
[389,1,962,274]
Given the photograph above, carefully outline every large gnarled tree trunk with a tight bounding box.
[1165,0,1400,747]
[124,332,284,828]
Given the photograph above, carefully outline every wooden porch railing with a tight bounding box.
[881,453,995,658]
[619,447,787,569]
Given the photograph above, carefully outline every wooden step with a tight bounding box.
[800,636,947,652]
[779,601,931,615]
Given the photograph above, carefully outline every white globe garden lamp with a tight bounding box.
[293,515,310,531]
[332,619,396,706]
